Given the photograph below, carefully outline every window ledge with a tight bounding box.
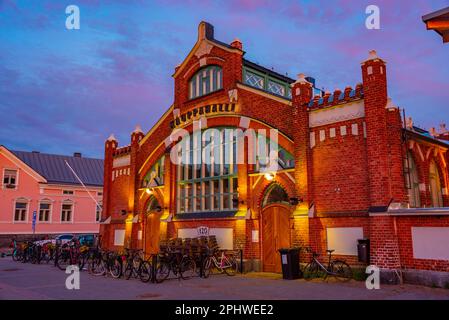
[174,211,238,220]
[186,88,225,104]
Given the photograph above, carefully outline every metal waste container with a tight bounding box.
[357,239,370,263]
[278,248,301,280]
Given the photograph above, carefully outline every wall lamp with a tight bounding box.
[289,197,303,206]
[232,197,245,207]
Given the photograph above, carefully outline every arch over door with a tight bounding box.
[262,204,291,273]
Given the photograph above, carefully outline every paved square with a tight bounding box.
[1,258,448,300]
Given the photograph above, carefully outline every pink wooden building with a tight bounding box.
[0,146,103,245]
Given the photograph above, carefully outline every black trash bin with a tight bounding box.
[278,248,301,280]
[357,239,370,263]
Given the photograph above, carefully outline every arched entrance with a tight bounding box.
[261,184,291,273]
[144,196,162,254]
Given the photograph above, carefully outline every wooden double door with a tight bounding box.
[262,204,291,273]
[144,212,161,254]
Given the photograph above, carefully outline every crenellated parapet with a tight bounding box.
[307,83,363,110]
[113,145,131,157]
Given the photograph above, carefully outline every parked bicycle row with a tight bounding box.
[10,235,240,284]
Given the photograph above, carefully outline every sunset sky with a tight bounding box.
[1,0,448,158]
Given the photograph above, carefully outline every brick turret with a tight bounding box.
[361,50,390,206]
[291,74,313,213]
[129,125,145,248]
[103,134,118,220]
[362,50,402,275]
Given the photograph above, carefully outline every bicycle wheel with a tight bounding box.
[139,260,152,283]
[331,260,353,282]
[155,260,170,283]
[224,255,238,276]
[123,262,134,280]
[303,261,321,280]
[90,256,106,276]
[202,257,212,278]
[180,256,196,280]
[109,257,122,279]
[56,250,70,271]
[12,249,21,262]
[77,253,87,271]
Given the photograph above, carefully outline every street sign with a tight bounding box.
[32,210,37,234]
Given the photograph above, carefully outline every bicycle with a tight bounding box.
[121,248,152,283]
[11,239,23,262]
[56,239,87,271]
[155,245,196,283]
[202,247,238,278]
[303,248,353,282]
[89,249,122,278]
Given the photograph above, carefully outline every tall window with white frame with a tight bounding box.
[176,127,238,214]
[96,202,102,222]
[3,169,18,189]
[429,161,443,207]
[39,201,51,222]
[14,200,27,222]
[61,202,73,222]
[189,65,222,99]
[404,152,420,208]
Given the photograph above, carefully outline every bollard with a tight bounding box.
[151,254,157,283]
[240,249,243,274]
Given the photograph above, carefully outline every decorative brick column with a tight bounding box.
[362,51,402,278]
[290,74,313,256]
[101,134,118,250]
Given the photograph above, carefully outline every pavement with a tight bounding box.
[1,257,448,300]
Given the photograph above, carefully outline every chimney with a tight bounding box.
[230,38,242,50]
[430,127,437,136]
[73,152,82,158]
[198,21,214,41]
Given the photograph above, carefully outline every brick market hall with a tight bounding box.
[100,22,449,281]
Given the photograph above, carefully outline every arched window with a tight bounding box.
[176,127,238,214]
[142,155,165,188]
[147,196,161,213]
[189,65,222,99]
[404,152,420,208]
[429,161,443,207]
[263,184,289,207]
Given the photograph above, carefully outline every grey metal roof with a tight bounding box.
[422,6,449,22]
[11,150,104,187]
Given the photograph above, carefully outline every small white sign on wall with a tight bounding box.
[114,229,125,246]
[137,230,142,240]
[412,227,449,260]
[327,227,363,256]
[252,230,259,243]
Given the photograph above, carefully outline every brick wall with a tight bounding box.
[310,118,370,214]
